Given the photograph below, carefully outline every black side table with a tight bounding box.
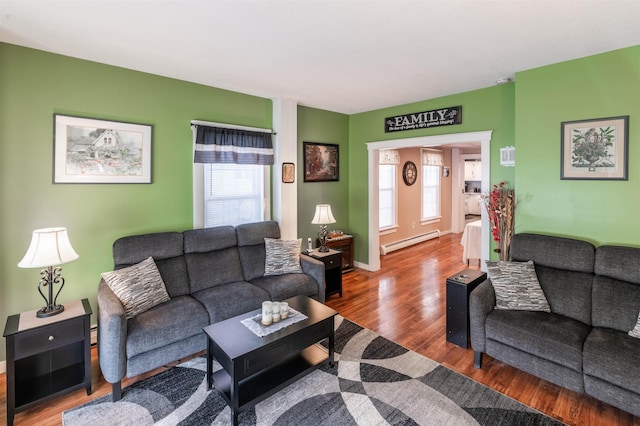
[3,298,92,426]
[446,269,487,348]
[308,249,342,297]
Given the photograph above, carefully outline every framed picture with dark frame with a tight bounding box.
[53,114,152,183]
[561,115,629,180]
[303,142,339,182]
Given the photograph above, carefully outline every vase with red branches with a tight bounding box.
[481,182,515,261]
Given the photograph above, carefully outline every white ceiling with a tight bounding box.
[1,0,639,114]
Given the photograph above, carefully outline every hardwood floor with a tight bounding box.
[2,232,638,425]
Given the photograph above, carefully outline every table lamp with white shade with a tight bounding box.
[18,227,79,318]
[311,204,336,252]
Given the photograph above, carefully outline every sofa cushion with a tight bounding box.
[192,281,269,323]
[251,273,319,301]
[592,275,640,333]
[486,310,590,372]
[510,233,595,273]
[264,238,303,276]
[594,245,640,285]
[126,296,209,358]
[486,260,550,312]
[101,257,171,319]
[184,225,244,293]
[236,220,280,246]
[184,226,237,253]
[584,327,640,395]
[535,265,593,325]
[185,248,245,293]
[237,221,281,280]
[113,232,190,297]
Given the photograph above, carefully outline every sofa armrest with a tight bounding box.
[97,279,128,384]
[300,254,326,302]
[469,279,495,353]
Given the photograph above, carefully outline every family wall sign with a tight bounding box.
[384,105,462,133]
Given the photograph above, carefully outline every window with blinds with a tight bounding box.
[202,163,269,227]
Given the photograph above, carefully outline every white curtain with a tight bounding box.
[379,149,400,165]
[421,148,443,166]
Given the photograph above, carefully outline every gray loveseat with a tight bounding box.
[97,221,325,400]
[470,233,640,416]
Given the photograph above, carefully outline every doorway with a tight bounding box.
[366,131,492,271]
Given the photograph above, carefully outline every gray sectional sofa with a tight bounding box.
[97,221,325,400]
[470,233,640,416]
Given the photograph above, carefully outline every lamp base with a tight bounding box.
[37,304,64,318]
[318,246,330,253]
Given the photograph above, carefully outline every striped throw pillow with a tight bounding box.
[487,260,551,312]
[101,257,170,319]
[630,313,640,339]
[264,238,303,276]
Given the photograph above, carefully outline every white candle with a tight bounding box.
[272,302,281,322]
[261,301,273,326]
[280,301,289,319]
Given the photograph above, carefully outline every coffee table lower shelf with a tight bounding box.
[212,344,328,412]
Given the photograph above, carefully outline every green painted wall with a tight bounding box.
[297,106,350,244]
[348,85,516,263]
[0,43,272,360]
[2,40,638,366]
[515,46,640,245]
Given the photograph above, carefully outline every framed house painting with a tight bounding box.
[303,142,339,182]
[561,116,628,180]
[53,114,152,183]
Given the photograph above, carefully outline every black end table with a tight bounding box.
[308,248,342,297]
[446,269,487,348]
[3,298,92,426]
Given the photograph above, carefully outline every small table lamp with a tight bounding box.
[311,204,336,252]
[18,227,79,318]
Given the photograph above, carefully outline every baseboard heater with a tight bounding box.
[380,229,441,255]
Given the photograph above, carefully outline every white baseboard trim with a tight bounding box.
[0,360,5,374]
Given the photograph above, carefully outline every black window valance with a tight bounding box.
[193,125,274,165]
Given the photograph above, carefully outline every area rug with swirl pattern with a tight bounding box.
[64,316,564,425]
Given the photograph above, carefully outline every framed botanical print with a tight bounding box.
[561,116,628,180]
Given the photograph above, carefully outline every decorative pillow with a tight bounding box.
[264,238,303,276]
[486,260,551,312]
[101,256,170,319]
[629,312,640,339]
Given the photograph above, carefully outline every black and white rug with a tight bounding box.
[64,317,564,425]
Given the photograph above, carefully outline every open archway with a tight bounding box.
[365,131,492,271]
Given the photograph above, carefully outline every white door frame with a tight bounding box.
[365,131,492,271]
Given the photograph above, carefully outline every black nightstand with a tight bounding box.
[308,249,342,297]
[3,298,92,426]
[446,269,487,348]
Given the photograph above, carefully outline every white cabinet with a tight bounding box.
[465,194,482,215]
[464,160,481,181]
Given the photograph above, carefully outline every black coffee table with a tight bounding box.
[203,295,338,425]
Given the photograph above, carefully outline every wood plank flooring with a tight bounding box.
[1,232,638,425]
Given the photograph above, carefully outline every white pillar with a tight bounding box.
[272,98,298,239]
